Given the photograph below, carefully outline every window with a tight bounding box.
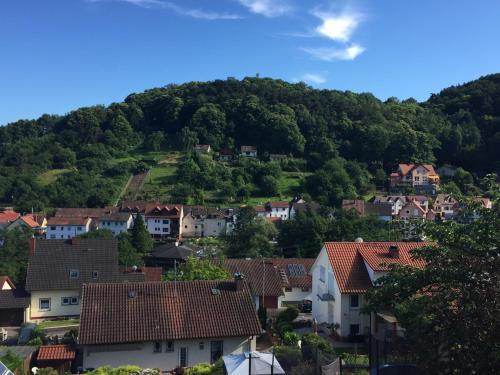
[60,227,64,230]
[199,342,204,350]
[50,226,56,230]
[185,225,188,228]
[61,297,70,306]
[77,226,82,231]
[301,287,310,292]
[179,347,188,367]
[210,341,223,363]
[92,271,99,279]
[163,220,169,224]
[319,266,326,283]
[162,228,168,232]
[153,342,162,353]
[69,269,79,279]
[194,225,198,229]
[166,341,174,352]
[350,295,359,308]
[350,324,360,335]
[285,287,292,292]
[70,297,79,305]
[39,298,51,311]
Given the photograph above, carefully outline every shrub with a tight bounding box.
[0,350,24,374]
[301,333,333,361]
[277,306,299,323]
[37,368,59,375]
[273,346,301,371]
[282,331,300,346]
[186,363,212,375]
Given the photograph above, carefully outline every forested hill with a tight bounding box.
[0,74,499,211]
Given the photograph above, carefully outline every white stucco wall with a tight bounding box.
[204,218,226,237]
[46,222,91,239]
[82,336,256,371]
[145,216,171,236]
[278,287,312,307]
[29,290,81,320]
[98,217,133,235]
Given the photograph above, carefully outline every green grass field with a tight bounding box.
[37,318,80,329]
[37,168,73,186]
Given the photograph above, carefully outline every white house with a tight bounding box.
[24,238,153,320]
[271,258,314,308]
[254,202,290,220]
[78,279,261,371]
[311,241,428,338]
[97,212,133,235]
[46,217,92,239]
[240,146,257,158]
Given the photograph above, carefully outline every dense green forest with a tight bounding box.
[1,74,499,211]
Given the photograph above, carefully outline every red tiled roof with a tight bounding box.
[20,215,40,228]
[271,258,315,288]
[0,211,20,224]
[37,345,76,361]
[79,281,261,345]
[120,201,182,218]
[398,164,437,176]
[324,242,429,293]
[143,267,163,282]
[47,217,91,226]
[254,205,266,212]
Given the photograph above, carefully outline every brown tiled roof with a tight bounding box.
[120,201,182,218]
[98,212,132,222]
[25,239,145,292]
[268,201,290,208]
[219,259,284,297]
[0,288,30,309]
[398,164,437,176]
[324,242,429,293]
[54,207,116,219]
[78,281,261,345]
[271,258,315,288]
[47,217,91,226]
[37,345,76,361]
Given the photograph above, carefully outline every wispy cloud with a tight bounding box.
[88,0,241,20]
[301,44,365,61]
[295,73,327,84]
[237,0,291,17]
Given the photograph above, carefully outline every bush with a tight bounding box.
[37,369,59,375]
[282,331,300,346]
[301,333,333,361]
[274,346,301,371]
[87,365,149,375]
[186,363,212,375]
[277,306,299,322]
[0,350,24,374]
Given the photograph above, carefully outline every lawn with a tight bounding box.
[37,168,73,186]
[37,318,80,329]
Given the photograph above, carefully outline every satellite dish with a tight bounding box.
[32,367,39,375]
[355,237,364,243]
[132,265,138,271]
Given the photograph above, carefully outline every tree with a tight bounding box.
[260,175,279,196]
[165,256,230,281]
[365,204,500,374]
[225,207,277,258]
[117,232,143,267]
[130,215,153,257]
[0,350,24,374]
[0,227,32,285]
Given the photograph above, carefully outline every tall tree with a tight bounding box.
[130,214,153,257]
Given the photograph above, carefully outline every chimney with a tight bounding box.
[29,237,36,256]
[389,245,399,258]
[234,272,245,291]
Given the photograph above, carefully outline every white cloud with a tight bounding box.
[301,44,365,61]
[312,11,361,42]
[88,0,241,20]
[237,0,291,17]
[298,73,327,84]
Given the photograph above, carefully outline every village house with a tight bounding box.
[24,238,158,320]
[0,210,20,229]
[254,202,290,220]
[97,212,133,235]
[194,144,212,154]
[120,201,184,239]
[397,199,436,222]
[433,194,459,220]
[342,200,393,221]
[78,279,261,371]
[46,216,92,239]
[0,276,30,327]
[240,145,257,158]
[389,164,440,193]
[271,258,314,309]
[6,214,46,235]
[182,206,207,238]
[217,148,233,162]
[311,241,428,339]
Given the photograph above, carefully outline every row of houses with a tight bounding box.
[194,144,288,162]
[343,194,493,222]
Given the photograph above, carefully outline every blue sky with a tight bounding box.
[1,0,499,124]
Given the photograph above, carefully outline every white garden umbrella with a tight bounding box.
[223,351,286,375]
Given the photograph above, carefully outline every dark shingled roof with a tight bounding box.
[25,239,145,292]
[218,259,284,297]
[0,288,30,309]
[78,281,261,345]
[151,243,196,260]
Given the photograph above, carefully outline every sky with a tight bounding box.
[1,0,500,125]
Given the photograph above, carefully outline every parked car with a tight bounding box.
[300,299,312,313]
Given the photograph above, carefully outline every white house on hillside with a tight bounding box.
[97,212,133,235]
[311,241,428,338]
[46,217,92,239]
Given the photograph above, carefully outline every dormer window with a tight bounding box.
[69,269,79,279]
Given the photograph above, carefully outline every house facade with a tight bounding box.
[389,164,440,193]
[240,146,257,158]
[46,217,92,239]
[24,238,150,320]
[311,241,427,338]
[78,280,261,371]
[0,276,30,327]
[254,202,290,220]
[271,259,314,308]
[97,212,133,235]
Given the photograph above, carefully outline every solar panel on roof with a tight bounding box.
[287,264,306,276]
